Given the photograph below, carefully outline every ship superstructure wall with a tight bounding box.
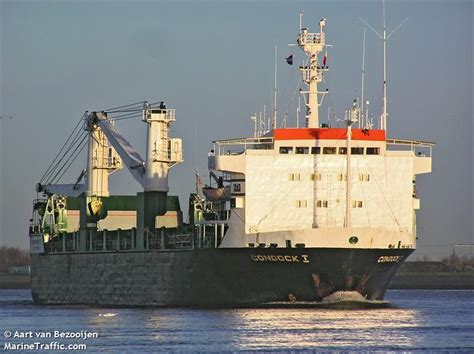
[243,149,415,233]
[213,141,427,235]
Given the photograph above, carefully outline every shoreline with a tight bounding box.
[0,274,31,289]
[389,273,474,289]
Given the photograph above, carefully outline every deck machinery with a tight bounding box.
[31,102,188,254]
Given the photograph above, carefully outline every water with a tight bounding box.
[1,289,473,352]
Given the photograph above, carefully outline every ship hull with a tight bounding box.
[31,248,413,307]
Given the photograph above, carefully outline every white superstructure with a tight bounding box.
[205,19,433,250]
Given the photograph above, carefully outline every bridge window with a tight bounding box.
[352,200,364,208]
[233,183,241,192]
[311,173,322,181]
[366,147,380,155]
[296,147,309,154]
[311,147,321,154]
[316,200,328,208]
[295,200,308,208]
[338,147,347,155]
[359,173,370,182]
[351,147,364,155]
[279,146,293,154]
[337,173,347,181]
[323,147,337,155]
[289,173,301,181]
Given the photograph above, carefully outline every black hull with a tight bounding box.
[31,248,413,307]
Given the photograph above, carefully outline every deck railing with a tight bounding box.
[212,136,274,156]
[386,138,435,156]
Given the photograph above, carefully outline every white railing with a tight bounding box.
[212,136,274,156]
[386,138,435,156]
[165,109,176,122]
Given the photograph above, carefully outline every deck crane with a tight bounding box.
[34,101,183,251]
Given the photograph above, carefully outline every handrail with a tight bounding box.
[212,136,274,145]
[386,138,435,147]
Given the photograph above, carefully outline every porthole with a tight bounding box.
[349,236,359,244]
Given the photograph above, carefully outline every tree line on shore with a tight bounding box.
[0,246,30,273]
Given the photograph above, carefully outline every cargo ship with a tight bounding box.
[29,16,433,307]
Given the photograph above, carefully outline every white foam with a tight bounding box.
[322,291,367,303]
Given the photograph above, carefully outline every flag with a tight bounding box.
[323,50,327,67]
[285,54,293,65]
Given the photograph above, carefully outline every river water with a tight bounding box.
[1,289,472,352]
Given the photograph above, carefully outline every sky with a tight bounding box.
[1,0,472,260]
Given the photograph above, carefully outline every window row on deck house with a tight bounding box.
[279,146,380,155]
[288,173,371,182]
[294,199,365,208]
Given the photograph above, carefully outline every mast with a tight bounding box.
[381,0,387,131]
[345,100,359,228]
[251,114,257,137]
[263,104,267,132]
[273,45,278,129]
[296,95,300,128]
[360,27,367,129]
[360,0,407,131]
[298,16,328,128]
